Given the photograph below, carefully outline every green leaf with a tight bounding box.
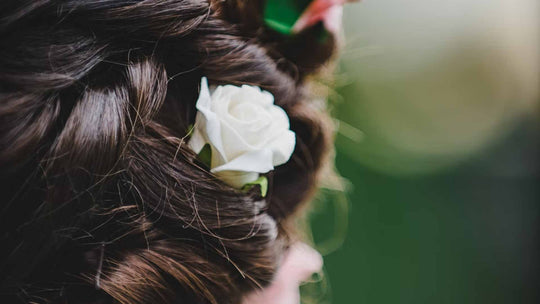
[263,0,331,42]
[264,0,312,35]
[242,176,269,197]
[198,144,212,168]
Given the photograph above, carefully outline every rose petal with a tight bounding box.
[227,103,272,130]
[210,85,234,116]
[188,119,207,154]
[211,148,274,174]
[192,77,228,164]
[219,117,258,161]
[268,130,296,166]
[237,84,274,107]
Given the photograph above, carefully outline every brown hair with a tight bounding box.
[0,1,336,303]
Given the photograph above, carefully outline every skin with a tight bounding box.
[242,243,323,304]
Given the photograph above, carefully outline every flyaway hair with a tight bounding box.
[0,1,337,303]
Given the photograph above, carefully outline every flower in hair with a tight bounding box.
[188,77,296,192]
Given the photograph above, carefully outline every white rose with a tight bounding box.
[188,77,296,188]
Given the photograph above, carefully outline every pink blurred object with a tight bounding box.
[242,243,323,304]
[292,0,357,34]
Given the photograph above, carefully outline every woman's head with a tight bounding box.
[0,1,338,303]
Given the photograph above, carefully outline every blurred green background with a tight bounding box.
[309,0,539,303]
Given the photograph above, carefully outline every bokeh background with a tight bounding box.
[308,0,540,303]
